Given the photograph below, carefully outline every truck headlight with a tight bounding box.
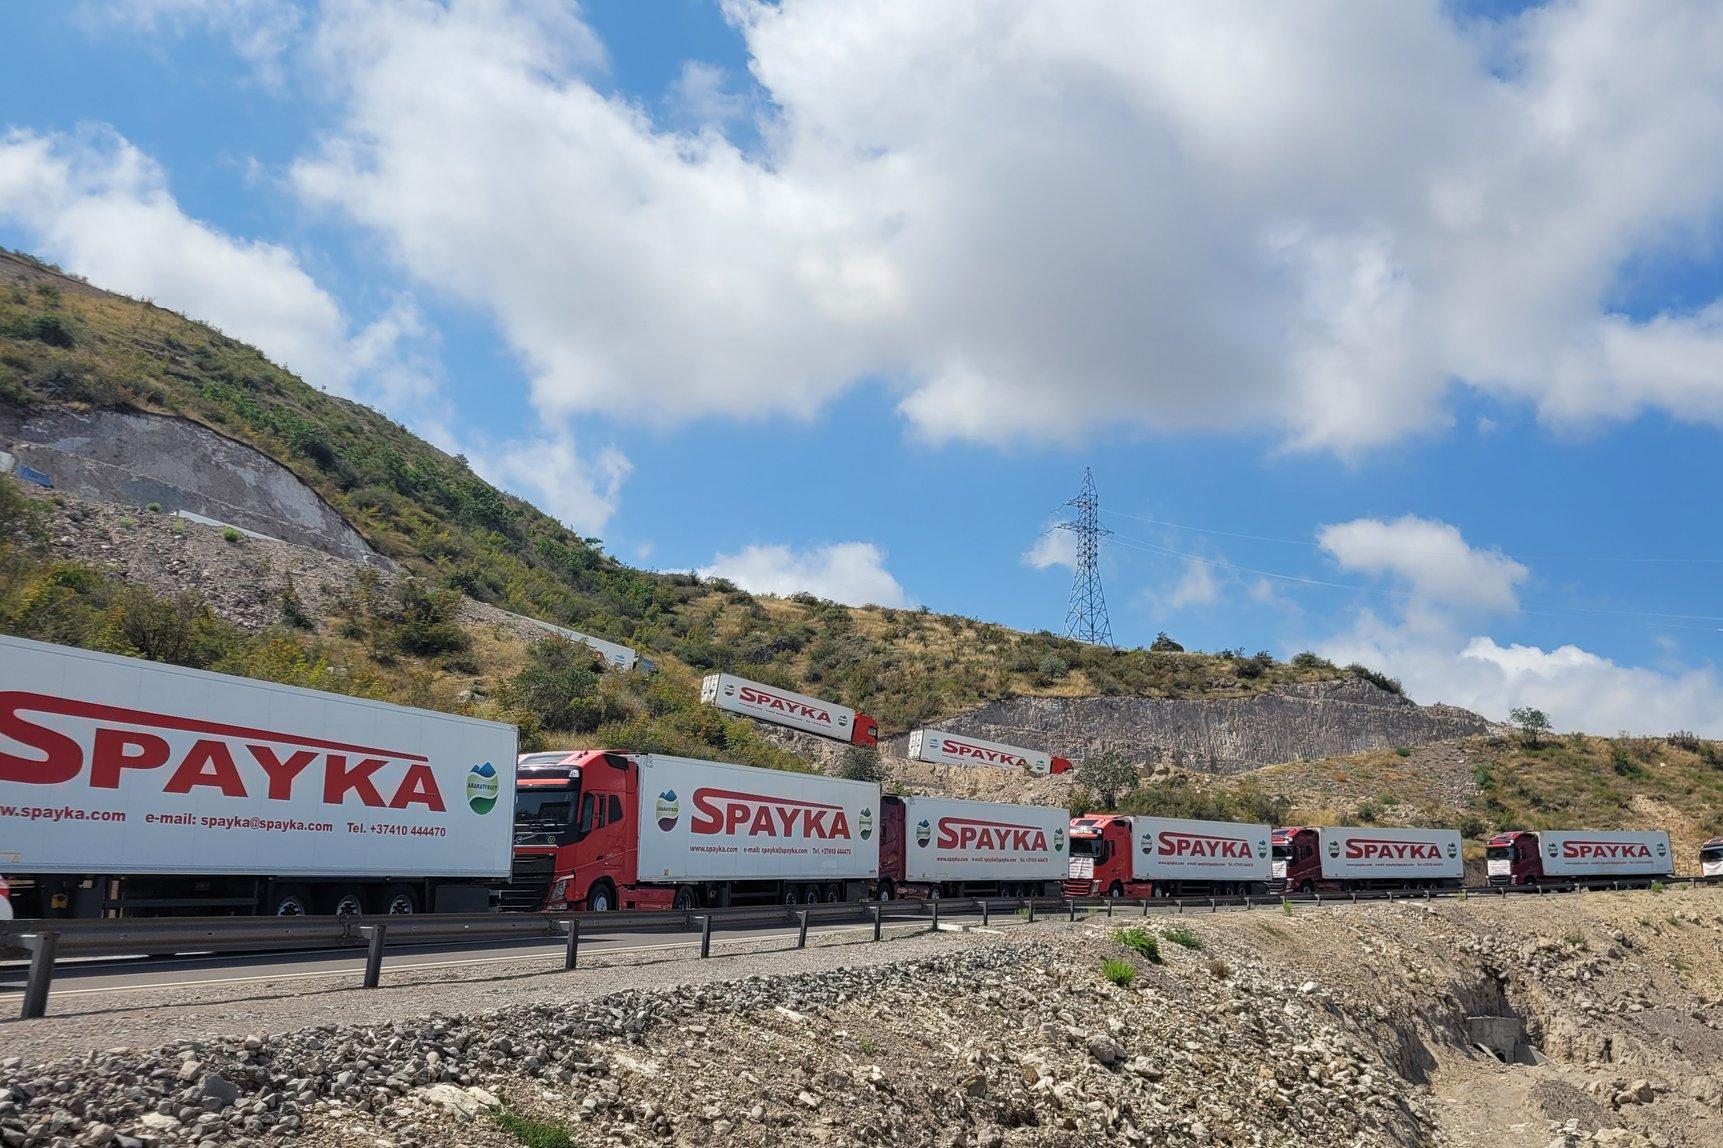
[551,878,570,901]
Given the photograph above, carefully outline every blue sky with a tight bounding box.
[3,1,1722,734]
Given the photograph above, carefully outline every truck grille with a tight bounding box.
[501,853,555,913]
[1062,879,1096,898]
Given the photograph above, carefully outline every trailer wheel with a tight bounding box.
[928,885,942,901]
[267,886,313,917]
[319,886,368,918]
[822,883,842,904]
[876,881,895,902]
[673,885,698,911]
[586,881,616,913]
[382,885,420,915]
[1107,881,1124,899]
[1298,881,1314,895]
[803,883,823,904]
[781,885,801,905]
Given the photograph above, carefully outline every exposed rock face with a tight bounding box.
[885,678,1492,775]
[0,407,379,563]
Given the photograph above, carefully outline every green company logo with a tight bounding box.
[1053,827,1066,853]
[466,762,500,814]
[858,807,873,840]
[915,819,932,848]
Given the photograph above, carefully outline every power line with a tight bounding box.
[1057,468,1114,647]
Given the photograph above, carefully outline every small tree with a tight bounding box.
[1149,632,1184,653]
[835,744,884,784]
[1509,706,1552,748]
[1076,750,1139,809]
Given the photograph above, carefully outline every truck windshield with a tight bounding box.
[1486,846,1510,861]
[1271,845,1291,862]
[514,788,577,843]
[1703,846,1723,863]
[1069,836,1097,858]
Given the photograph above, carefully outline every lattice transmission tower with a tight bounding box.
[1058,468,1114,647]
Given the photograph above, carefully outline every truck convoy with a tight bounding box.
[1065,814,1272,898]
[0,635,519,917]
[906,729,1073,776]
[1485,829,1674,887]
[700,673,877,745]
[506,753,1067,910]
[4,637,1715,922]
[1270,825,1464,893]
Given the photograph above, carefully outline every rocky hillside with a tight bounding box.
[907,679,1492,775]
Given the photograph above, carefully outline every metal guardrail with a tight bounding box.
[3,878,1710,1020]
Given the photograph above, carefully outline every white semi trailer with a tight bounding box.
[0,635,518,917]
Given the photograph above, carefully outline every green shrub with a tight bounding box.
[1291,650,1334,670]
[222,527,243,544]
[147,502,162,513]
[1394,746,1412,758]
[834,744,884,783]
[1116,926,1162,964]
[1100,958,1136,987]
[498,639,615,732]
[1346,663,1404,695]
[491,1109,573,1148]
[1162,926,1204,951]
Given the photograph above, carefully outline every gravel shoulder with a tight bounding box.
[2,890,1719,1148]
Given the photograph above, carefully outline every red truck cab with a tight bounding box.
[1485,830,1540,886]
[505,749,653,912]
[1065,814,1145,898]
[853,714,880,747]
[1270,826,1319,893]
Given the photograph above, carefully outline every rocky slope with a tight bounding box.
[905,683,1494,775]
[2,889,1718,1147]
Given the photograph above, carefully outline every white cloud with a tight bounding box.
[699,542,910,607]
[285,0,1723,453]
[669,62,750,128]
[1022,529,1077,571]
[0,127,384,398]
[0,126,632,533]
[1313,515,1723,735]
[1317,515,1528,612]
[467,431,629,537]
[1163,559,1220,610]
[84,0,306,85]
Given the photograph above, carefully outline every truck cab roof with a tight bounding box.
[1485,830,1534,848]
[516,749,593,787]
[1271,826,1313,843]
[1069,814,1128,837]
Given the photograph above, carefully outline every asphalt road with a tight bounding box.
[0,912,971,1008]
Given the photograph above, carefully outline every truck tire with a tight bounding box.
[782,885,801,905]
[876,881,895,901]
[382,885,419,915]
[319,886,368,918]
[1298,880,1315,895]
[673,886,698,911]
[823,883,842,904]
[1107,881,1124,899]
[267,886,313,916]
[586,881,616,913]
